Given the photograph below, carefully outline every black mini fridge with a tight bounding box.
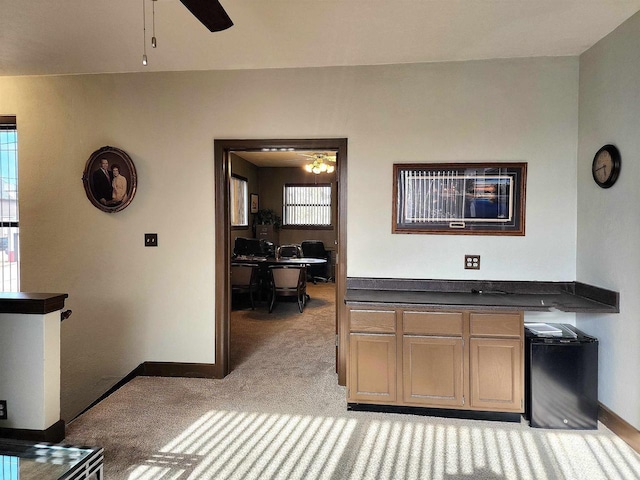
[525,323,598,429]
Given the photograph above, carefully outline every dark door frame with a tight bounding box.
[213,138,348,384]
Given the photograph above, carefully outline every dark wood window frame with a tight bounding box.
[393,162,527,236]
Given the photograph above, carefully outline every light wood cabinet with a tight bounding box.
[403,336,464,406]
[348,309,397,403]
[348,306,523,415]
[469,312,523,412]
[402,310,465,407]
[349,333,396,402]
[469,338,522,411]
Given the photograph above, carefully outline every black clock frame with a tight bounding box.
[592,144,621,189]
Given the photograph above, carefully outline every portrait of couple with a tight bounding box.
[83,146,137,213]
[92,157,128,206]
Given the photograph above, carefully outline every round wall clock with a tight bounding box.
[592,144,621,189]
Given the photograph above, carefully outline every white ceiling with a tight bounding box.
[1,1,640,77]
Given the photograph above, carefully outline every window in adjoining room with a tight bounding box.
[230,174,248,228]
[0,115,19,292]
[283,183,332,227]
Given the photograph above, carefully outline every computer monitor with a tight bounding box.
[233,237,263,256]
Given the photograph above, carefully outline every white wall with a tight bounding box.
[0,57,579,421]
[347,60,578,280]
[577,12,640,429]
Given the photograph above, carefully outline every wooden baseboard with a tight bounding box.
[141,362,218,378]
[0,419,65,443]
[599,402,640,454]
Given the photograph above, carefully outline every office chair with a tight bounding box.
[231,263,260,309]
[268,265,307,313]
[300,240,331,283]
[276,244,302,258]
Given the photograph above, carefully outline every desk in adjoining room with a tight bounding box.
[231,256,328,306]
[232,256,327,267]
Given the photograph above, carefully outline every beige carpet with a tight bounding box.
[64,283,640,479]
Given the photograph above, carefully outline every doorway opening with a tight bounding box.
[214,139,348,385]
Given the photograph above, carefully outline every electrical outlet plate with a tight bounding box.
[465,255,480,270]
[145,233,158,247]
[0,400,7,420]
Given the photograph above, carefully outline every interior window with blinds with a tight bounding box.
[230,174,248,227]
[393,163,526,235]
[0,116,19,292]
[283,183,332,227]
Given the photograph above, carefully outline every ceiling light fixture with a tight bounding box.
[304,154,335,175]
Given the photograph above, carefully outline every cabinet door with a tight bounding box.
[349,334,396,403]
[403,336,464,407]
[469,338,522,412]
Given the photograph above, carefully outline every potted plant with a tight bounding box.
[254,208,281,229]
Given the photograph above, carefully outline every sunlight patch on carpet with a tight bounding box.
[125,409,640,480]
[347,420,640,480]
[128,410,357,480]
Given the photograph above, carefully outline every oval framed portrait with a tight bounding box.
[82,146,137,213]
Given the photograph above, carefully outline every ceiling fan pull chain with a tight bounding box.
[142,0,148,66]
[152,0,157,48]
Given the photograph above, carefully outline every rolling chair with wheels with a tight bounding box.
[300,240,331,283]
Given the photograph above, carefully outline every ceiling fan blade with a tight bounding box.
[179,0,233,32]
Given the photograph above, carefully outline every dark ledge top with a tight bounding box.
[0,293,69,315]
[345,278,618,313]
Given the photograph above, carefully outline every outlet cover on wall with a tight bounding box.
[465,255,480,270]
[0,400,7,420]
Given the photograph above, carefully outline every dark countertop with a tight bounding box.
[345,279,618,313]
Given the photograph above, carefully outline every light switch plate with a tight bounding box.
[145,233,158,247]
[465,255,480,270]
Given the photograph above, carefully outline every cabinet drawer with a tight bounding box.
[350,309,396,333]
[470,312,522,338]
[403,311,463,336]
